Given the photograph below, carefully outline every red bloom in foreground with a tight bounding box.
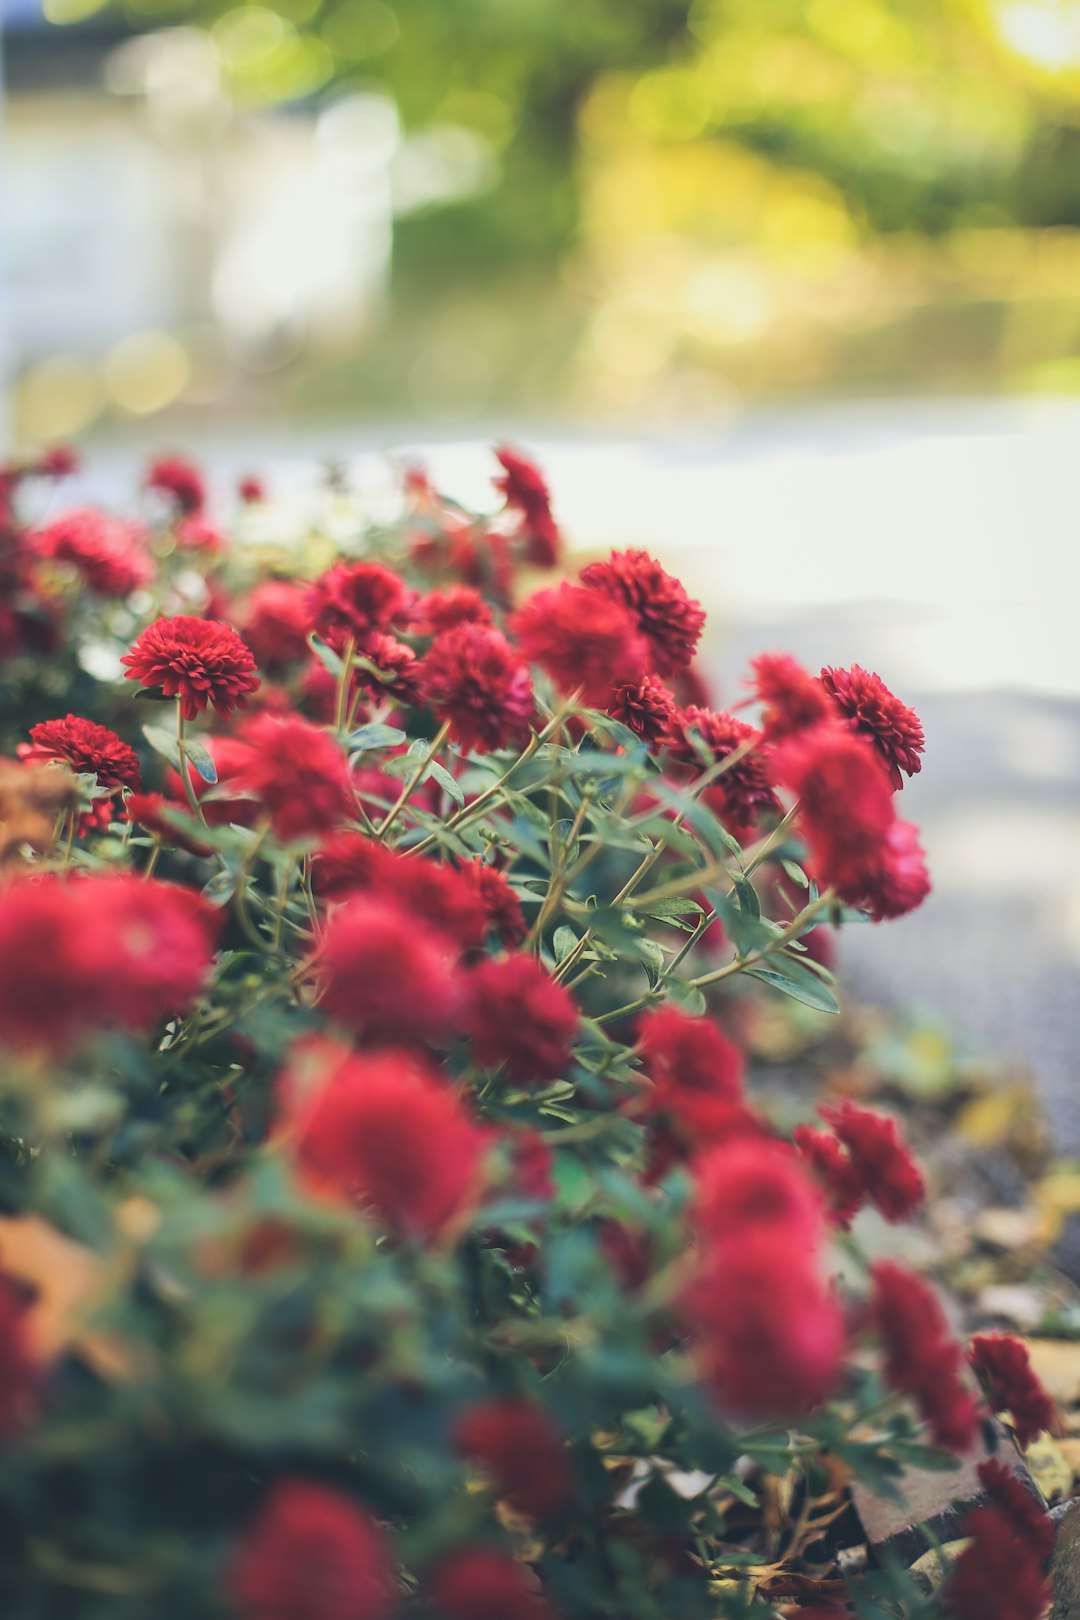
[858,818,931,921]
[241,581,311,671]
[0,1275,36,1439]
[421,624,535,754]
[870,1261,979,1451]
[228,1479,396,1620]
[579,549,705,678]
[977,1457,1054,1557]
[969,1333,1055,1449]
[945,1498,1050,1620]
[280,1039,487,1242]
[455,1397,573,1520]
[164,736,263,829]
[233,715,355,844]
[19,715,141,828]
[792,1125,864,1229]
[0,874,216,1051]
[821,1101,925,1223]
[510,583,648,706]
[316,894,459,1045]
[34,507,149,598]
[308,560,413,652]
[607,675,677,747]
[749,653,833,744]
[145,453,206,515]
[429,1546,557,1620]
[122,615,260,721]
[461,954,578,1083]
[456,859,527,946]
[774,723,895,906]
[820,664,924,791]
[635,1007,751,1155]
[312,838,489,953]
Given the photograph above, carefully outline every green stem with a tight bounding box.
[378,722,451,840]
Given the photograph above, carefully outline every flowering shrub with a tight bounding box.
[0,446,1055,1618]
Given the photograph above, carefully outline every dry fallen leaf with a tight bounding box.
[0,1213,139,1381]
[1022,1340,1080,1408]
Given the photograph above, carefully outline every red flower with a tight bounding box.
[415,586,493,635]
[145,453,206,515]
[228,1479,396,1620]
[312,838,489,952]
[175,515,224,552]
[976,1457,1054,1556]
[774,723,895,905]
[0,1274,36,1440]
[820,1101,925,1223]
[819,664,924,791]
[19,715,141,830]
[792,1125,864,1229]
[353,631,421,705]
[749,653,832,743]
[493,446,562,568]
[669,707,781,838]
[856,819,931,921]
[429,1546,557,1620]
[579,550,705,678]
[869,1261,979,1451]
[280,1038,487,1242]
[36,445,80,480]
[969,1334,1055,1449]
[315,894,460,1045]
[421,624,535,754]
[0,874,216,1051]
[607,675,677,746]
[34,508,150,597]
[456,859,527,947]
[165,736,263,829]
[510,583,648,706]
[232,714,355,844]
[945,1497,1050,1620]
[241,581,312,671]
[691,1135,823,1249]
[127,791,212,856]
[237,474,266,504]
[461,955,578,1083]
[454,1397,573,1520]
[635,1008,753,1159]
[122,615,260,721]
[307,560,413,652]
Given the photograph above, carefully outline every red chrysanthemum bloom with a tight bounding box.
[691,1135,824,1250]
[821,1100,925,1223]
[684,1228,844,1418]
[869,1261,980,1451]
[127,791,212,856]
[456,859,527,947]
[315,893,460,1045]
[356,631,422,705]
[461,954,578,1083]
[307,560,413,653]
[749,653,833,744]
[241,580,312,671]
[669,707,781,839]
[976,1457,1054,1556]
[0,1274,36,1440]
[121,615,260,721]
[634,1008,753,1160]
[312,838,489,953]
[493,446,562,568]
[164,736,263,829]
[945,1499,1050,1620]
[232,714,355,844]
[0,874,216,1051]
[429,1546,558,1620]
[237,474,266,504]
[145,453,206,515]
[510,583,648,707]
[36,444,80,480]
[280,1038,487,1243]
[421,624,535,754]
[607,675,678,747]
[969,1334,1055,1449]
[580,550,705,678]
[34,507,150,597]
[415,585,493,636]
[455,1397,573,1520]
[792,1125,865,1229]
[174,514,224,553]
[819,664,925,791]
[856,818,931,921]
[19,715,141,830]
[774,722,896,906]
[228,1479,396,1620]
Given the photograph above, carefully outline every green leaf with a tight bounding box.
[427,759,465,808]
[202,870,237,907]
[780,858,809,889]
[744,960,840,1015]
[664,979,707,1016]
[307,632,344,678]
[553,925,578,963]
[349,722,406,751]
[182,736,218,785]
[141,723,181,770]
[133,687,173,703]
